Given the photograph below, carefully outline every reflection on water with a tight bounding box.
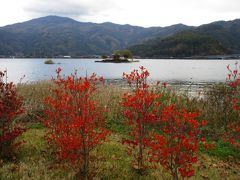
[0,58,239,84]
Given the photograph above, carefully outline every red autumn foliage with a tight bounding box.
[0,71,25,160]
[227,124,240,147]
[122,66,211,179]
[121,66,162,171]
[226,63,240,148]
[148,105,209,179]
[44,68,110,178]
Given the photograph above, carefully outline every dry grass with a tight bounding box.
[16,81,53,122]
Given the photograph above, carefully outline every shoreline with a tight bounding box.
[17,78,224,98]
[1,57,240,60]
[95,59,139,63]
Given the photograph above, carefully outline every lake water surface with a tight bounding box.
[0,58,239,84]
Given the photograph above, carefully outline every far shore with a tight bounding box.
[0,53,240,60]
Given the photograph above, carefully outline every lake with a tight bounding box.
[0,58,239,84]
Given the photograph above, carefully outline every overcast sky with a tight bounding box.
[0,0,240,27]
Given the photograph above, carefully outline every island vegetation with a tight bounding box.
[44,59,55,64]
[0,65,239,179]
[95,50,138,63]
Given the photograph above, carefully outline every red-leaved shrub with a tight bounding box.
[121,66,162,172]
[122,67,211,179]
[44,68,110,178]
[0,71,25,160]
[148,105,208,179]
[226,63,240,147]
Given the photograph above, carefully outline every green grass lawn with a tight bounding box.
[1,126,239,180]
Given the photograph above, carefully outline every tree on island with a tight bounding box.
[112,53,121,61]
[113,49,133,61]
[101,55,108,59]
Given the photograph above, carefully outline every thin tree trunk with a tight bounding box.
[82,151,89,180]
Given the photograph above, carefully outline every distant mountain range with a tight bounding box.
[0,16,239,58]
[130,19,240,58]
[0,16,191,57]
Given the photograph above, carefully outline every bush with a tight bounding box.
[44,68,110,179]
[225,63,240,147]
[148,105,209,179]
[0,71,26,160]
[121,67,211,179]
[121,66,161,172]
[201,84,238,138]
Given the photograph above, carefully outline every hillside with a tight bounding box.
[0,16,191,57]
[130,19,240,58]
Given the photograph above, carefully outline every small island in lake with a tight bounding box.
[95,50,139,63]
[44,59,55,64]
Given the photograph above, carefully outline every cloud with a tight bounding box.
[24,0,116,19]
[189,0,240,13]
[0,0,239,27]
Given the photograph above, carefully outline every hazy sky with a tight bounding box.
[0,0,240,27]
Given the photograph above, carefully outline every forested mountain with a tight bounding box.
[130,19,240,58]
[0,16,191,57]
[1,16,239,58]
